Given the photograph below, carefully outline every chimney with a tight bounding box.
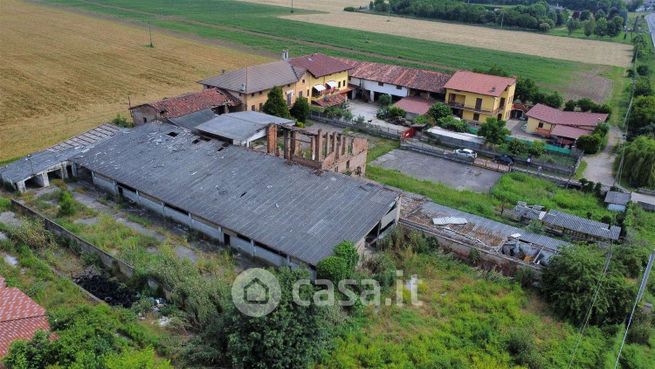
[282,49,289,61]
[240,83,246,93]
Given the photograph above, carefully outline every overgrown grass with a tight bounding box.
[368,167,614,222]
[322,250,614,369]
[576,160,588,179]
[366,139,399,163]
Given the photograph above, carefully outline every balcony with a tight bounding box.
[447,101,499,115]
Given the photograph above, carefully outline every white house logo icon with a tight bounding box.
[231,268,281,317]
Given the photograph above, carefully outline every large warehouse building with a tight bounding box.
[70,123,400,269]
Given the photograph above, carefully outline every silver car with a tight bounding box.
[453,148,477,159]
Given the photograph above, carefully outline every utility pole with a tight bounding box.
[148,22,154,48]
[613,250,655,369]
[290,0,294,13]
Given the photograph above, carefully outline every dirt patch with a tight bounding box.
[564,68,614,102]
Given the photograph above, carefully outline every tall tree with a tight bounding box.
[290,96,310,123]
[263,86,291,119]
[478,117,510,145]
[584,18,595,37]
[619,135,655,188]
[629,95,655,135]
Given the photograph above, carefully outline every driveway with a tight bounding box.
[349,100,406,133]
[371,149,502,193]
[506,119,542,142]
[583,125,622,185]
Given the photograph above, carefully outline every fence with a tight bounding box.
[11,199,166,292]
[420,133,580,176]
[310,111,403,140]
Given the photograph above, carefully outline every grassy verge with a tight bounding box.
[575,160,588,179]
[366,138,399,163]
[368,167,614,221]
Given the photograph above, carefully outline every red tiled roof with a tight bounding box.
[133,89,238,119]
[0,278,50,357]
[314,94,346,107]
[393,96,435,115]
[338,58,450,94]
[526,104,608,127]
[288,54,352,78]
[550,124,592,140]
[444,71,516,97]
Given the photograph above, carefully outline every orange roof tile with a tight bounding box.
[444,71,516,97]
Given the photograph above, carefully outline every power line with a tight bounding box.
[566,245,613,369]
[613,250,655,369]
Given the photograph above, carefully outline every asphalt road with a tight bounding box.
[646,13,655,48]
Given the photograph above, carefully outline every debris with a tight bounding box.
[432,217,468,226]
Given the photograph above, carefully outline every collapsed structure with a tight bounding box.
[512,202,621,242]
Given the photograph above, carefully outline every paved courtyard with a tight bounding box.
[506,119,542,142]
[371,149,502,193]
[348,100,406,133]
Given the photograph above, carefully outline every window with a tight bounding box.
[259,91,263,96]
[396,85,402,90]
[302,79,305,83]
[251,105,255,111]
[378,82,384,87]
[259,103,263,110]
[143,117,147,123]
[307,89,310,97]
[299,91,303,98]
[348,77,352,81]
[338,81,341,88]
[473,113,480,121]
[538,122,544,128]
[251,93,255,97]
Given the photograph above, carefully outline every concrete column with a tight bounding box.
[71,164,78,177]
[266,124,277,155]
[316,129,323,160]
[325,132,331,157]
[16,181,26,193]
[310,136,316,160]
[33,173,49,187]
[369,90,375,102]
[283,130,291,159]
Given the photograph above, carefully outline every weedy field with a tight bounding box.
[0,0,269,162]
[39,0,623,104]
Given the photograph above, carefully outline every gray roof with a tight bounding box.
[168,109,217,130]
[542,210,621,241]
[199,61,306,94]
[421,202,566,251]
[72,123,399,266]
[604,191,631,206]
[195,111,293,143]
[0,124,120,184]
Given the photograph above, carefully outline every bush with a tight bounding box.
[428,102,451,121]
[333,241,359,273]
[316,256,349,283]
[386,106,405,119]
[364,253,396,288]
[377,94,391,107]
[564,99,577,111]
[58,191,76,217]
[637,65,650,76]
[577,98,594,112]
[507,139,529,156]
[528,141,546,157]
[576,134,602,154]
[111,114,132,128]
[506,329,544,369]
[438,116,469,132]
[635,77,653,97]
[343,6,356,11]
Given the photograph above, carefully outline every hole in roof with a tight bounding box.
[217,147,225,152]
[167,132,178,137]
[240,192,247,198]
[192,139,200,144]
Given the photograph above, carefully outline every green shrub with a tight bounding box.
[637,65,650,76]
[377,94,392,107]
[528,141,545,157]
[317,256,349,283]
[343,6,356,11]
[428,102,451,121]
[290,96,310,123]
[112,114,132,128]
[507,139,529,156]
[576,134,602,154]
[364,253,396,288]
[58,191,76,217]
[387,106,405,119]
[0,197,11,211]
[263,86,291,118]
[438,116,469,132]
[333,241,359,273]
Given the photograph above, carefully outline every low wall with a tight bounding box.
[310,112,402,140]
[11,199,164,289]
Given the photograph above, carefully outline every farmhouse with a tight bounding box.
[444,71,516,123]
[129,89,238,125]
[70,123,399,269]
[525,104,609,145]
[0,276,51,359]
[287,53,352,107]
[339,58,450,105]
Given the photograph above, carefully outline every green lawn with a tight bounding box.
[42,0,606,93]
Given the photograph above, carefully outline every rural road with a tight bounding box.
[646,13,655,47]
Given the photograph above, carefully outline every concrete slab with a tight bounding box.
[74,217,99,226]
[175,245,199,264]
[372,149,502,193]
[349,100,405,133]
[0,211,22,228]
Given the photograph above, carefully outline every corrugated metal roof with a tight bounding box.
[72,123,399,266]
[168,109,218,130]
[604,191,631,206]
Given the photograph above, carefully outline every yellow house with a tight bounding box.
[443,71,516,123]
[288,53,352,107]
[199,59,310,112]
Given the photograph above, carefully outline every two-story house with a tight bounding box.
[443,71,516,123]
[198,58,309,112]
[288,53,352,107]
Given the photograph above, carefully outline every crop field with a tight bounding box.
[39,0,622,103]
[241,0,632,67]
[0,0,268,162]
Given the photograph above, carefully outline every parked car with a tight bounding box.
[494,154,514,166]
[453,148,477,159]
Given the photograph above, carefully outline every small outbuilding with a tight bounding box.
[194,111,295,147]
[604,191,631,212]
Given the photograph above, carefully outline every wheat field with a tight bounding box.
[0,0,269,161]
[242,0,632,67]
